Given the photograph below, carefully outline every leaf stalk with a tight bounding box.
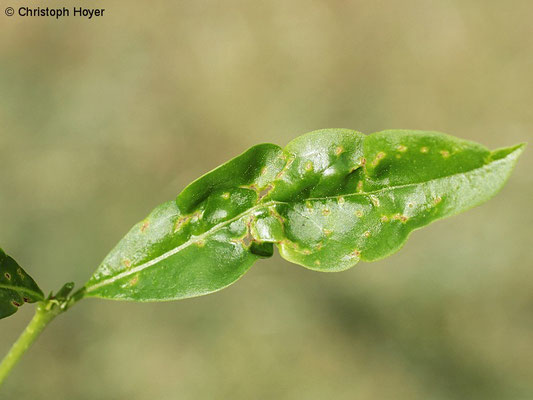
[0,288,82,388]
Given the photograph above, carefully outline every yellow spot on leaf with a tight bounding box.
[174,216,190,232]
[322,209,330,216]
[370,195,380,207]
[123,259,131,269]
[338,196,345,205]
[397,145,407,152]
[323,229,332,236]
[381,215,389,222]
[352,249,361,257]
[305,161,313,172]
[355,210,363,217]
[275,157,294,179]
[196,240,206,247]
[191,211,203,223]
[129,275,139,287]
[392,214,409,223]
[357,180,364,193]
[371,152,386,167]
[434,196,442,205]
[440,150,450,158]
[314,260,321,266]
[140,220,149,233]
[364,231,371,238]
[420,147,429,153]
[335,146,344,156]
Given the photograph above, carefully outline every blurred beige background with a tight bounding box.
[1,1,532,399]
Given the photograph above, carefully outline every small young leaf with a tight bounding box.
[0,249,44,319]
[84,129,524,302]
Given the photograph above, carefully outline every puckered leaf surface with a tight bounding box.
[84,129,524,301]
[0,249,44,319]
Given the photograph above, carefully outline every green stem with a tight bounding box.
[0,301,63,388]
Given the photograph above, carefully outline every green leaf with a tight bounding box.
[0,249,44,319]
[84,129,524,301]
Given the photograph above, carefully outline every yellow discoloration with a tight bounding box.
[123,259,131,269]
[440,150,450,158]
[269,207,286,225]
[258,184,274,201]
[305,161,314,172]
[420,146,429,153]
[335,146,344,156]
[323,228,332,236]
[140,220,150,233]
[275,157,295,179]
[222,192,230,199]
[371,152,386,167]
[17,268,24,279]
[174,216,190,232]
[395,154,401,159]
[316,242,323,250]
[191,211,203,223]
[370,195,380,207]
[360,157,366,166]
[392,214,409,223]
[397,145,407,152]
[338,196,345,205]
[302,249,312,255]
[240,183,259,193]
[364,231,371,238]
[260,167,268,175]
[356,180,363,193]
[381,215,389,222]
[196,240,206,247]
[305,201,313,209]
[355,210,363,217]
[129,275,139,287]
[408,203,414,208]
[434,196,442,205]
[352,249,361,257]
[314,260,321,266]
[282,239,300,249]
[322,209,330,216]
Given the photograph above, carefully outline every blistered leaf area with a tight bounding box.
[0,249,44,319]
[84,129,524,302]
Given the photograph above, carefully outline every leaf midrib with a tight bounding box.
[85,152,511,293]
[85,200,283,293]
[0,283,43,301]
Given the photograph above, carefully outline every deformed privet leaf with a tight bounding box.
[84,129,524,301]
[0,249,44,319]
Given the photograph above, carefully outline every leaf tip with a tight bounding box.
[490,142,526,162]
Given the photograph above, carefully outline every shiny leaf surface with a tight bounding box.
[84,129,524,301]
[0,249,44,319]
